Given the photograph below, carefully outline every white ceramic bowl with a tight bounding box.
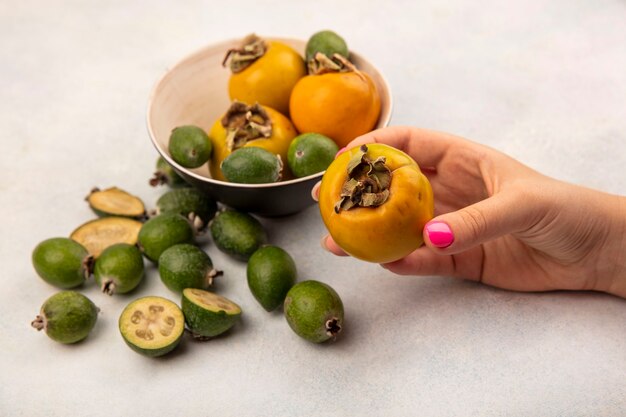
[147,37,392,217]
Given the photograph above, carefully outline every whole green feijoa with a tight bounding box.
[209,210,267,260]
[168,125,213,168]
[305,30,349,62]
[284,280,344,343]
[137,213,195,263]
[287,133,339,178]
[182,288,241,339]
[155,188,217,230]
[118,296,184,357]
[221,147,283,184]
[32,238,91,289]
[247,246,296,311]
[150,156,188,188]
[158,244,220,293]
[94,243,144,295]
[31,291,98,344]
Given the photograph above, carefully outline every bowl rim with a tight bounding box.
[146,36,393,189]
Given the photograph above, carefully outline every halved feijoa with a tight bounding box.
[247,245,296,311]
[221,147,283,184]
[32,237,92,289]
[154,188,217,230]
[284,280,344,343]
[31,291,99,344]
[209,210,267,260]
[70,217,143,258]
[150,156,188,188]
[94,243,145,295]
[182,288,241,338]
[158,244,220,293]
[86,187,146,219]
[169,125,213,168]
[119,296,185,357]
[137,213,195,263]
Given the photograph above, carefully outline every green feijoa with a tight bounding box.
[94,243,145,295]
[86,187,146,219]
[247,245,296,311]
[119,296,184,357]
[31,291,98,344]
[137,213,195,263]
[209,210,267,260]
[150,156,188,188]
[284,280,344,343]
[221,147,283,184]
[305,30,349,62]
[158,244,221,293]
[182,288,241,339]
[32,238,91,289]
[155,188,217,230]
[287,133,339,178]
[168,125,213,168]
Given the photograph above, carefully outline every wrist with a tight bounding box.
[602,195,626,298]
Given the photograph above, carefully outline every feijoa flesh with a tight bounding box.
[154,187,217,230]
[119,296,185,357]
[158,244,221,293]
[86,187,146,219]
[287,133,339,178]
[221,147,283,184]
[209,210,267,260]
[137,213,195,263]
[150,156,188,188]
[182,288,241,339]
[70,217,143,258]
[305,30,349,62]
[94,243,145,295]
[284,280,344,343]
[247,245,296,311]
[31,291,99,344]
[32,237,92,289]
[169,125,213,168]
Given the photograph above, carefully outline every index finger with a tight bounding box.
[347,126,458,169]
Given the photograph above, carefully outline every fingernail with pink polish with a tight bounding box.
[335,147,347,158]
[425,221,454,248]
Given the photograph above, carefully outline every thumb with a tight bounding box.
[423,190,537,254]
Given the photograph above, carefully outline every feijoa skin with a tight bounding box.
[247,246,297,311]
[31,291,98,344]
[150,156,188,188]
[155,188,217,230]
[158,244,220,293]
[284,280,344,343]
[168,125,213,168]
[94,243,145,295]
[32,238,91,289]
[305,30,349,62]
[182,289,241,339]
[287,133,339,178]
[221,147,283,184]
[209,210,267,260]
[137,213,195,263]
[118,296,185,357]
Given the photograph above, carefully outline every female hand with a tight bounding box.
[315,126,626,298]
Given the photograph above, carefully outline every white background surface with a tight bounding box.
[1,1,625,416]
